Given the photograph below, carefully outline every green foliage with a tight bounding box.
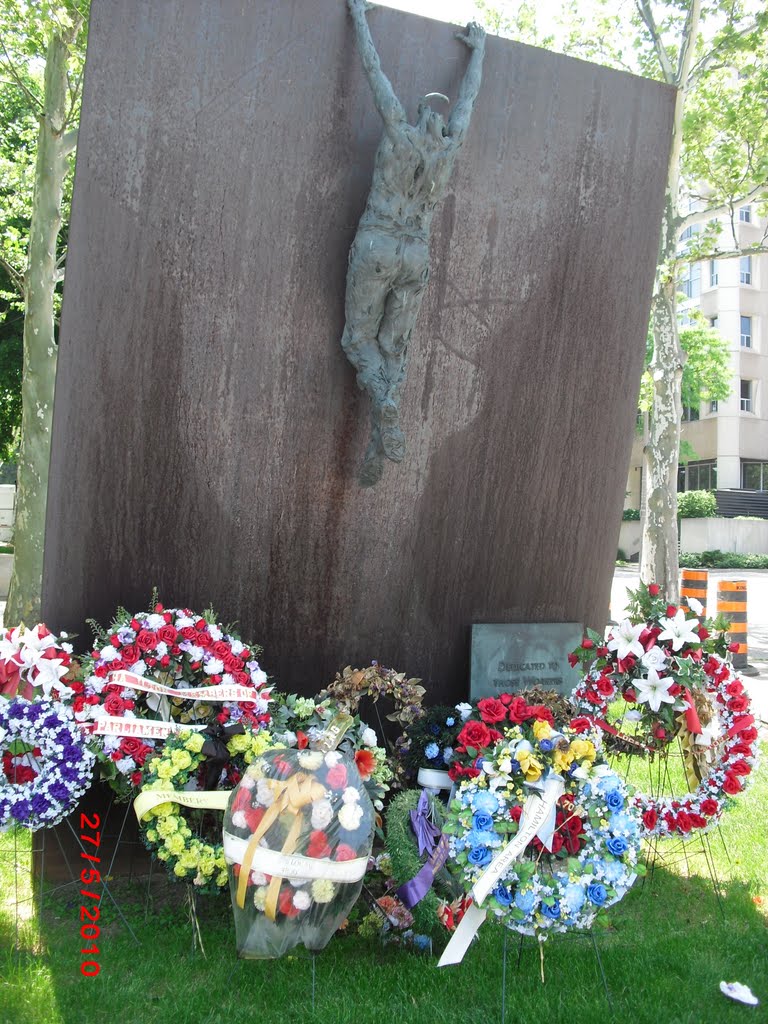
[638,324,732,414]
[680,550,768,569]
[677,490,717,518]
[622,508,641,521]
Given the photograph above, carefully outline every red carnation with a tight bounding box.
[334,843,358,861]
[244,806,265,832]
[307,830,332,858]
[477,697,508,724]
[688,813,707,829]
[354,749,376,781]
[278,887,300,918]
[676,811,692,833]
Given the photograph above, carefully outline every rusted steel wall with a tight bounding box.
[43,0,675,701]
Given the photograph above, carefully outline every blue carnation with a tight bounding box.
[446,717,455,727]
[606,836,628,856]
[605,790,624,811]
[587,883,607,906]
[430,724,441,736]
[603,860,625,883]
[562,883,586,912]
[541,900,561,919]
[539,739,553,752]
[468,845,493,868]
[472,811,494,832]
[443,746,454,761]
[515,889,536,914]
[424,742,440,760]
[472,791,499,816]
[412,934,431,951]
[493,884,514,907]
[466,828,501,849]
[610,811,638,835]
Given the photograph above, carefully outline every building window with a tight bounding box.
[709,315,719,329]
[681,263,701,299]
[742,461,768,490]
[740,255,752,284]
[682,405,700,422]
[739,206,752,223]
[740,315,752,348]
[740,379,753,412]
[710,400,718,413]
[678,460,717,492]
[709,259,718,286]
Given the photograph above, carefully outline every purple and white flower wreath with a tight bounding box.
[0,698,95,831]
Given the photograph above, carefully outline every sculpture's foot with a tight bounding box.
[359,447,385,487]
[378,402,406,463]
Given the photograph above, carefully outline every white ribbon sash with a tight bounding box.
[222,830,368,883]
[92,715,208,739]
[109,669,258,704]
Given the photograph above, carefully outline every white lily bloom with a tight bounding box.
[685,597,704,616]
[657,609,700,651]
[607,619,646,660]
[635,667,676,713]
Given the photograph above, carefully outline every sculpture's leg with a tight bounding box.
[375,239,430,463]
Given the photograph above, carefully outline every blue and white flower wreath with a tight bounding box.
[0,698,95,831]
[444,738,642,938]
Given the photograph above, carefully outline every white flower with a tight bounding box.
[155,641,169,658]
[102,735,121,753]
[338,802,364,831]
[175,615,195,628]
[256,779,274,807]
[606,620,645,661]
[361,727,378,747]
[311,799,334,830]
[185,646,204,662]
[230,639,245,655]
[342,786,360,804]
[685,597,704,616]
[250,668,268,686]
[209,625,223,642]
[640,646,667,671]
[204,658,224,675]
[99,645,121,663]
[231,810,247,828]
[131,660,147,675]
[455,702,472,721]
[623,710,643,721]
[657,609,700,651]
[276,730,298,747]
[146,613,166,629]
[298,750,323,771]
[115,757,135,774]
[250,871,267,887]
[324,751,342,767]
[634,667,676,713]
[293,889,311,910]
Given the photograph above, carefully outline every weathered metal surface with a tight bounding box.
[469,623,584,700]
[43,0,675,703]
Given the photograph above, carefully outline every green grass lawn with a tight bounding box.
[2,747,767,1024]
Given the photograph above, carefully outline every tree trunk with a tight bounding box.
[6,30,76,625]
[641,279,684,601]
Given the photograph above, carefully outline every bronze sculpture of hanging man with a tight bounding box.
[342,0,486,486]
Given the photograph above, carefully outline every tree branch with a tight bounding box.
[699,243,768,262]
[0,253,25,297]
[0,37,43,112]
[686,20,759,87]
[677,183,768,233]
[635,0,676,84]
[61,128,78,156]
[676,0,701,92]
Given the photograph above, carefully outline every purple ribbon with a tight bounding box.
[397,792,450,908]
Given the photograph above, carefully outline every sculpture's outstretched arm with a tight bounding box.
[448,23,486,145]
[348,0,406,131]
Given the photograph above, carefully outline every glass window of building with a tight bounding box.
[740,315,752,348]
[740,379,753,412]
[709,259,718,286]
[742,461,768,490]
[739,205,752,223]
[678,460,717,491]
[740,255,752,284]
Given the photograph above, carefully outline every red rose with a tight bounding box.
[648,583,660,596]
[244,806,265,832]
[506,697,532,724]
[668,683,682,696]
[596,678,614,697]
[688,813,707,829]
[131,771,143,786]
[617,656,636,673]
[728,742,753,757]
[568,653,579,668]
[232,788,251,813]
[722,773,742,795]
[224,653,244,674]
[569,716,593,733]
[477,697,508,724]
[739,726,758,744]
[196,631,212,647]
[730,758,752,777]
[296,730,309,750]
[582,638,594,649]
[653,726,666,741]
[212,641,230,659]
[135,630,157,651]
[700,799,719,816]
[326,763,348,789]
[354,749,376,781]
[509,806,523,823]
[564,834,582,855]
[307,830,332,858]
[666,605,677,617]
[120,644,139,666]
[278,887,300,918]
[498,693,514,705]
[728,695,749,713]
[623,687,637,703]
[157,625,178,645]
[72,695,86,713]
[725,680,744,697]
[676,811,692,833]
[642,808,658,831]
[728,641,740,653]
[120,736,144,758]
[526,705,554,726]
[697,627,709,641]
[456,720,493,750]
[103,694,126,716]
[180,626,197,641]
[334,843,358,861]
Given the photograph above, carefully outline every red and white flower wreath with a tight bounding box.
[575,653,758,839]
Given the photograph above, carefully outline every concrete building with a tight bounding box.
[626,202,768,515]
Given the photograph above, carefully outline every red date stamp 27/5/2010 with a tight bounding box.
[79,813,101,977]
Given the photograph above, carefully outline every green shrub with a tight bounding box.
[622,508,641,521]
[680,550,768,569]
[617,548,627,562]
[677,490,717,518]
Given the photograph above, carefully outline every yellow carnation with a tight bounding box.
[185,733,205,754]
[311,879,336,904]
[165,834,185,856]
[171,748,193,770]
